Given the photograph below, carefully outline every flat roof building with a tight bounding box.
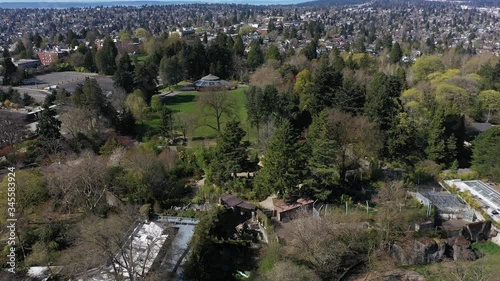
[416,192,476,221]
[12,58,40,68]
[446,180,500,210]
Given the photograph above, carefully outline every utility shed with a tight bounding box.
[273,198,314,222]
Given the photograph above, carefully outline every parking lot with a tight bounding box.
[21,71,114,93]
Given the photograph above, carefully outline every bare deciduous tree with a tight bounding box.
[59,107,95,138]
[288,210,375,280]
[0,113,27,146]
[373,181,423,247]
[174,112,194,140]
[250,65,287,92]
[196,90,236,133]
[46,152,110,214]
[445,263,488,281]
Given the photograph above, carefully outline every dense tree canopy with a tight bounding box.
[113,53,135,93]
[472,127,500,182]
[253,120,304,199]
[207,121,249,186]
[95,37,118,75]
[307,109,381,196]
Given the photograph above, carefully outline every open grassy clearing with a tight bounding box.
[143,88,256,146]
[130,53,148,65]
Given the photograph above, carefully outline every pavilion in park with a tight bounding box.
[194,74,234,91]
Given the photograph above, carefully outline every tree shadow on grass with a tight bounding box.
[191,136,217,141]
[162,94,196,106]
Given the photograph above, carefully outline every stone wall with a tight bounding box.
[460,221,491,242]
[391,236,483,265]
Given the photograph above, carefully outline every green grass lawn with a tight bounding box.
[130,53,148,65]
[143,88,255,146]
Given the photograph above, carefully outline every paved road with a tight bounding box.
[157,90,182,99]
[11,87,51,103]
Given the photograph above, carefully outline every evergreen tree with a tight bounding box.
[328,47,345,71]
[72,78,105,113]
[472,127,500,182]
[245,86,265,141]
[159,55,183,89]
[178,41,207,80]
[191,39,208,78]
[309,59,343,114]
[253,120,302,199]
[268,20,276,32]
[306,110,338,198]
[203,32,208,44]
[265,45,281,62]
[14,40,26,55]
[43,91,57,107]
[22,93,34,106]
[206,34,233,78]
[36,105,61,140]
[226,36,234,48]
[364,73,401,133]
[425,107,451,164]
[302,40,318,60]
[389,42,403,64]
[11,91,21,104]
[208,121,249,186]
[113,53,135,93]
[233,35,245,57]
[66,29,78,44]
[335,72,366,115]
[33,32,43,48]
[396,67,407,90]
[383,34,393,50]
[83,45,97,72]
[2,50,19,86]
[159,107,174,138]
[95,37,118,75]
[307,109,381,193]
[116,109,136,136]
[387,112,423,165]
[247,40,264,69]
[134,63,158,104]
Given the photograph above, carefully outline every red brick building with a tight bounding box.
[37,51,65,66]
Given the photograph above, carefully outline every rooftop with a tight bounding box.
[446,180,500,210]
[221,194,257,210]
[273,197,314,213]
[194,73,233,89]
[417,192,470,213]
